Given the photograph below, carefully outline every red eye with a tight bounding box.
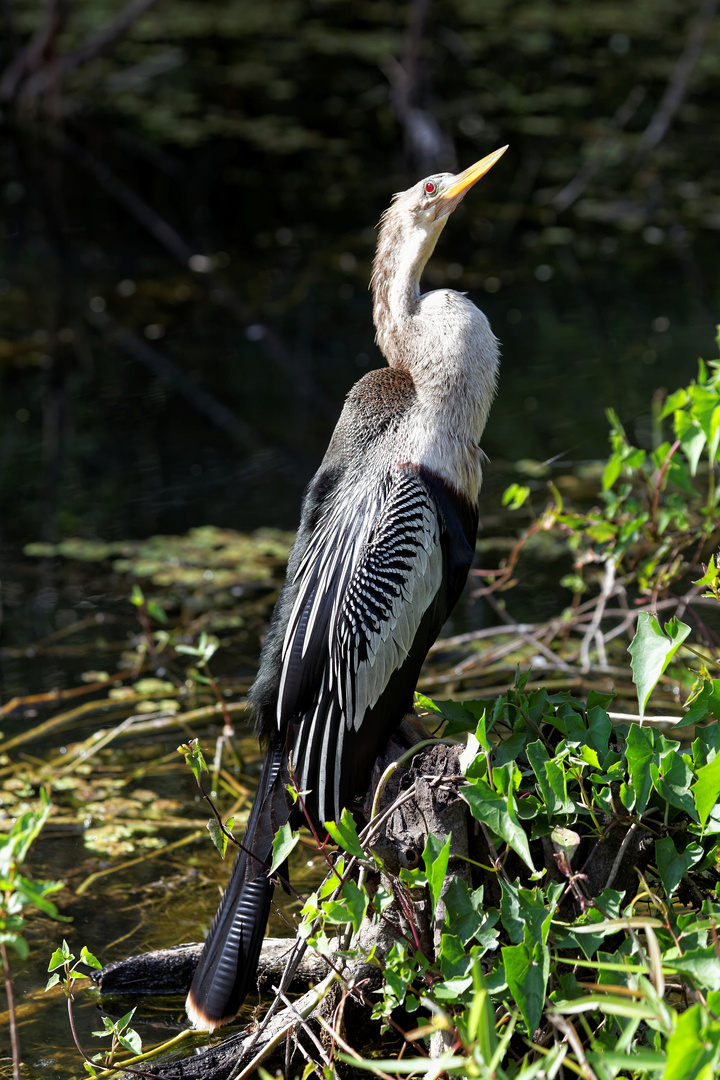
[424,181,436,195]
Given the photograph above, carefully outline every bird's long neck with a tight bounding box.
[370,207,499,462]
[371,211,444,367]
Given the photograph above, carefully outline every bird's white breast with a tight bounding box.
[398,289,499,499]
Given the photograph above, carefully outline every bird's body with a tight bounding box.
[186,146,507,1031]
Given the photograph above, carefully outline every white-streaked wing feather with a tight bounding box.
[278,468,442,822]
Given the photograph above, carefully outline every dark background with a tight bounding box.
[0,0,719,543]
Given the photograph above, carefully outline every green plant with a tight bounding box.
[489,331,720,711]
[1,792,66,1079]
[47,941,150,1077]
[284,669,720,1080]
[549,342,719,584]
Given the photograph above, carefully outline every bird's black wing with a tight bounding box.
[276,464,455,824]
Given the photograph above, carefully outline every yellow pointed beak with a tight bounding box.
[436,145,508,218]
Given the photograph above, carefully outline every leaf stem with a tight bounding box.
[1,942,21,1080]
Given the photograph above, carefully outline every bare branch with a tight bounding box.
[61,0,160,75]
[0,0,63,102]
[638,0,719,154]
[579,560,616,672]
[550,86,646,213]
[13,0,161,103]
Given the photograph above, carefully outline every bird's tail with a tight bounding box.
[185,743,289,1030]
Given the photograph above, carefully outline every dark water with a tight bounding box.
[0,128,718,549]
[1,2,720,1070]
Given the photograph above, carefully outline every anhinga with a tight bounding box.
[186,145,507,1031]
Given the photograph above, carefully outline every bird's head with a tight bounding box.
[385,145,509,236]
[372,144,508,360]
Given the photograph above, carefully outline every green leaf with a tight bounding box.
[666,947,720,991]
[0,929,27,959]
[270,822,299,875]
[500,881,524,944]
[415,696,479,735]
[526,741,574,814]
[10,874,65,920]
[586,705,612,758]
[693,752,720,826]
[2,798,53,872]
[502,483,530,511]
[48,941,73,971]
[423,832,451,917]
[655,836,704,896]
[664,1002,720,1080]
[207,817,230,858]
[442,878,483,944]
[554,994,663,1020]
[660,388,689,420]
[92,1015,116,1037]
[502,940,549,1034]
[674,410,707,475]
[651,752,698,820]
[439,932,471,980]
[146,599,168,624]
[336,1052,467,1075]
[340,879,368,934]
[45,972,60,990]
[465,983,497,1064]
[551,827,581,866]
[80,945,102,970]
[625,724,655,813]
[119,1029,143,1054]
[320,900,352,928]
[462,778,535,873]
[177,740,207,786]
[115,1007,137,1033]
[602,451,623,490]
[324,808,364,859]
[628,613,691,716]
[709,404,720,462]
[459,713,491,776]
[680,680,720,727]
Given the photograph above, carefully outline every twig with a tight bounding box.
[66,987,159,1078]
[383,0,455,174]
[1,942,21,1080]
[579,560,616,672]
[605,822,638,891]
[0,667,129,719]
[429,623,539,652]
[476,821,514,887]
[546,1013,598,1080]
[637,0,720,155]
[551,86,646,213]
[60,0,160,77]
[316,1012,397,1080]
[0,0,62,102]
[482,590,577,673]
[229,972,338,1080]
[273,987,332,1067]
[650,440,681,527]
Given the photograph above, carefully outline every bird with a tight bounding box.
[185,145,507,1031]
